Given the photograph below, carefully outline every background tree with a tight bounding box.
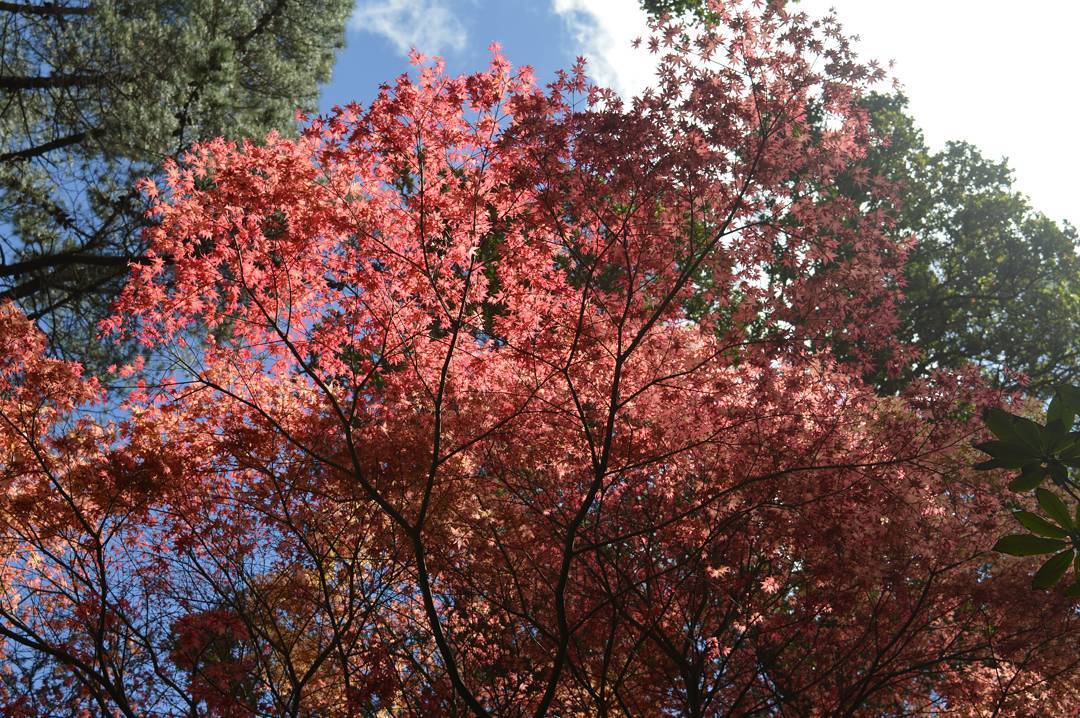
[639,0,713,20]
[642,1,1080,397]
[0,0,351,367]
[842,93,1080,395]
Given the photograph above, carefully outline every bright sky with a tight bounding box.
[798,1,1079,227]
[326,0,1079,226]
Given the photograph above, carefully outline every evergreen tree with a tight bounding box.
[0,0,351,366]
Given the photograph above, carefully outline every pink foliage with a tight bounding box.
[0,3,1076,716]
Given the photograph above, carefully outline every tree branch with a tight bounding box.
[0,73,103,91]
[0,2,93,16]
[1,128,99,162]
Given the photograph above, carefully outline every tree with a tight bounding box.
[0,0,351,368]
[1,4,1078,716]
[841,93,1080,396]
[639,0,714,20]
[640,2,1080,397]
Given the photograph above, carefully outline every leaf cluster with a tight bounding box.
[976,387,1080,593]
[850,94,1080,396]
[641,0,1080,397]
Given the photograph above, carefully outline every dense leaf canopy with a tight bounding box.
[642,2,1080,397]
[1,5,1078,715]
[847,94,1080,395]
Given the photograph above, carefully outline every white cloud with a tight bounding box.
[351,0,467,57]
[551,0,657,99]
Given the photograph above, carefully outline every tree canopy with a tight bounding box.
[641,2,1080,398]
[1,5,1077,715]
[0,0,351,367]
[847,93,1080,395]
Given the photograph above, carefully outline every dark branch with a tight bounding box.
[0,73,103,91]
[0,251,145,278]
[0,128,98,162]
[0,2,93,16]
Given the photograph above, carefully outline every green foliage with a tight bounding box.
[0,0,351,367]
[843,94,1080,396]
[640,8,1080,400]
[976,386,1080,594]
[639,0,791,22]
[639,0,715,20]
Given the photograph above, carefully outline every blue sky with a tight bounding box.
[323,1,1078,226]
[320,1,639,111]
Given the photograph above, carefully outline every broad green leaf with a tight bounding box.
[1058,432,1080,458]
[973,440,1034,461]
[972,440,1036,469]
[1032,549,1074,589]
[1046,391,1076,432]
[1011,415,1046,452]
[983,407,1020,443]
[1013,510,1068,538]
[1056,385,1080,414]
[1045,419,1068,441]
[1035,488,1073,529]
[1065,581,1080,598]
[993,534,1068,556]
[980,410,1045,452]
[1058,436,1080,470]
[1007,464,1045,492]
[976,455,1035,471]
[1048,431,1076,453]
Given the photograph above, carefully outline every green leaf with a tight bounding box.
[1046,391,1076,432]
[993,534,1068,556]
[1058,431,1080,447]
[1045,419,1069,441]
[1007,463,1046,492]
[1013,510,1069,538]
[1032,549,1074,589]
[1035,488,1073,529]
[980,408,1046,452]
[1058,432,1080,462]
[983,407,1021,443]
[973,440,1036,463]
[971,440,1037,469]
[1049,462,1069,485]
[972,440,1004,455]
[1047,431,1076,453]
[1011,415,1046,452]
[1064,580,1080,598]
[1056,385,1080,414]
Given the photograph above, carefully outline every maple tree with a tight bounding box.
[1,2,1078,716]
